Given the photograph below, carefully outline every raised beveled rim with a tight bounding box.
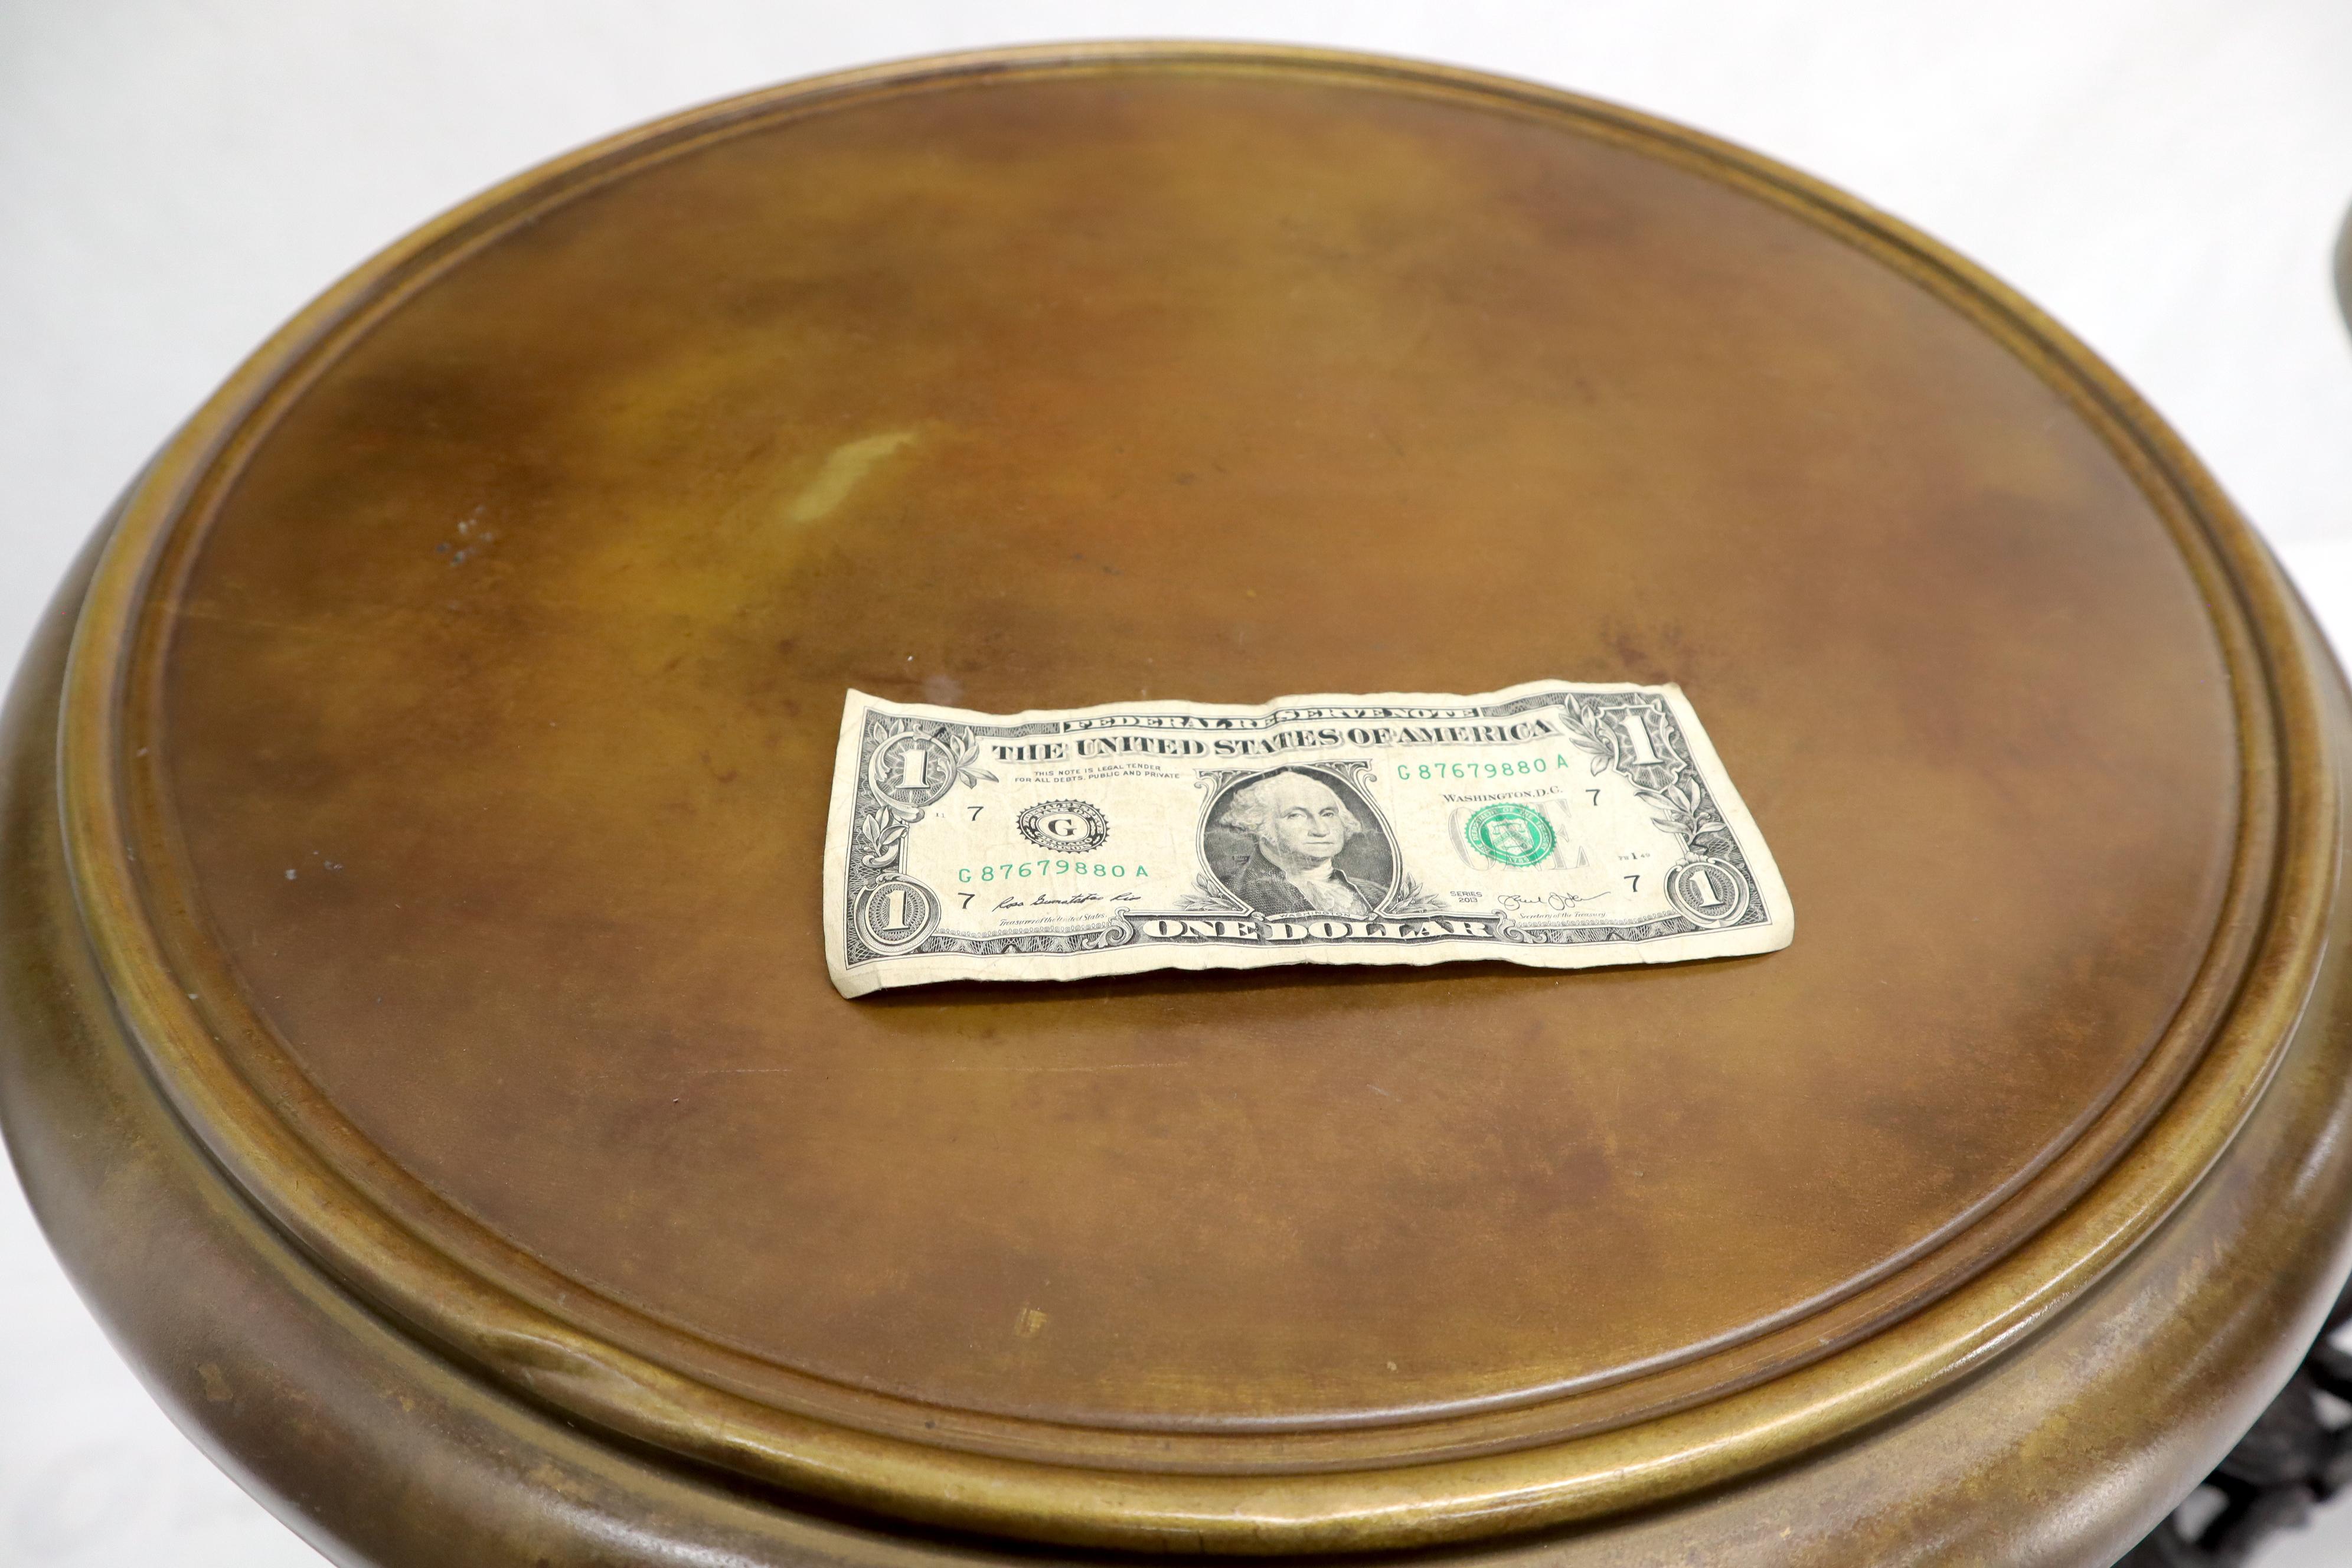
[52,41,2337,1553]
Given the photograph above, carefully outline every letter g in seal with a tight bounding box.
[1018,799,1111,854]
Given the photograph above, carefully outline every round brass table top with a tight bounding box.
[39,43,2337,1554]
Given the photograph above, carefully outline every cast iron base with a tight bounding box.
[2123,1280,2352,1565]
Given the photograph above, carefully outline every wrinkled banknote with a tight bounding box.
[824,680,1791,998]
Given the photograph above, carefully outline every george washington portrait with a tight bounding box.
[1205,767,1396,919]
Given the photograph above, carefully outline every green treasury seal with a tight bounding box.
[1464,802,1556,868]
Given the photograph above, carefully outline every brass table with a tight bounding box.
[5,45,2351,1567]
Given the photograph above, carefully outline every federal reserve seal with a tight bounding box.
[1018,799,1110,854]
[1463,802,1556,868]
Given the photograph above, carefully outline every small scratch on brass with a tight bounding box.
[785,430,918,525]
[1015,1306,1048,1338]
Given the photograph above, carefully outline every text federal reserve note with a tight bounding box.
[823,680,1791,998]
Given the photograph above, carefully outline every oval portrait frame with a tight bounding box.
[1201,763,1400,918]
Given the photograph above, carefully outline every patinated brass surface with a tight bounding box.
[5,43,2349,1564]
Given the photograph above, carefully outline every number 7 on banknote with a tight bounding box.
[823,680,1792,997]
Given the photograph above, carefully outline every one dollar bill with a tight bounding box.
[824,680,1792,998]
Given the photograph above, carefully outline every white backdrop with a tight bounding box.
[4,4,2351,1563]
